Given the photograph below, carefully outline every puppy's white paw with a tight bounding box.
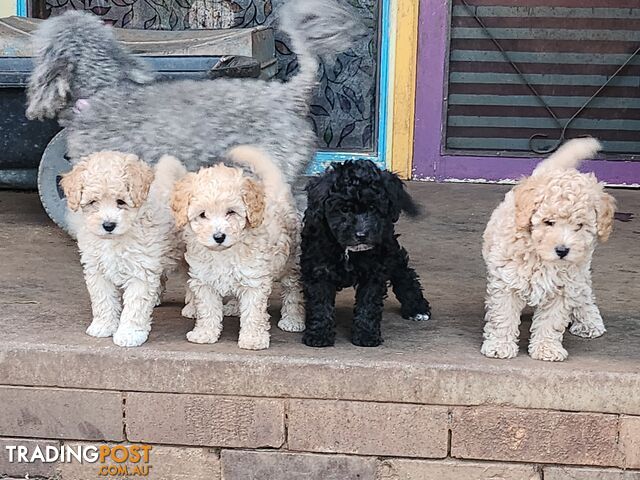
[113,327,149,347]
[569,321,606,339]
[278,316,305,333]
[86,320,118,338]
[186,327,221,344]
[529,342,568,362]
[409,312,430,321]
[154,288,166,307]
[481,339,519,359]
[238,332,270,350]
[181,302,197,319]
[222,300,240,317]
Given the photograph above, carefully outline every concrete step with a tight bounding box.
[0,183,639,478]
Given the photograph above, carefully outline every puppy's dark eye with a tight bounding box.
[116,199,127,207]
[339,205,351,214]
[576,223,584,231]
[226,210,236,216]
[199,211,207,219]
[544,220,555,226]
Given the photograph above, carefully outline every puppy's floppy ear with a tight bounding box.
[60,161,88,211]
[171,173,196,229]
[26,57,74,121]
[124,155,154,207]
[242,177,265,228]
[595,189,616,242]
[305,169,334,217]
[513,177,544,231]
[381,170,420,222]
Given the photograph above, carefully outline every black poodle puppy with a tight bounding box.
[301,160,431,347]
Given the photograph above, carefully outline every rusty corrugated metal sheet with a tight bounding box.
[446,0,640,157]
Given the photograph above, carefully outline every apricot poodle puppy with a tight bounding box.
[481,138,616,362]
[61,151,191,347]
[171,146,305,350]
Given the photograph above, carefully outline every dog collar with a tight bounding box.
[346,245,374,253]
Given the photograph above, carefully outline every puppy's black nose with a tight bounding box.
[102,222,116,233]
[555,246,570,259]
[355,231,367,239]
[213,233,226,244]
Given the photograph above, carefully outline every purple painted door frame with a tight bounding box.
[412,0,640,186]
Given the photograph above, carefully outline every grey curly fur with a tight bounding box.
[26,0,365,193]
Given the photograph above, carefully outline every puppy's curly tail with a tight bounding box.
[279,0,366,109]
[153,155,188,202]
[532,138,602,176]
[226,145,289,199]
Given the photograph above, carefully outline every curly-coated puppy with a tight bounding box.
[301,160,431,347]
[482,138,616,362]
[61,151,191,347]
[171,146,305,350]
[26,1,365,202]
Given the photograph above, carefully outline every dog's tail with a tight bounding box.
[279,0,366,106]
[532,138,602,176]
[227,145,287,194]
[153,155,188,202]
[26,11,154,122]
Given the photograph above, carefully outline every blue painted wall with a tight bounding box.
[17,0,27,16]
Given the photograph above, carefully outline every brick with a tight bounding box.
[221,450,376,480]
[0,386,124,441]
[621,416,640,468]
[125,393,284,448]
[451,407,622,466]
[377,459,541,480]
[0,437,60,478]
[57,442,220,480]
[544,466,640,480]
[288,400,448,458]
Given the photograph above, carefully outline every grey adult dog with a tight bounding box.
[26,0,364,197]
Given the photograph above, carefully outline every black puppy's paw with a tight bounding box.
[402,303,432,321]
[302,332,335,348]
[351,332,383,347]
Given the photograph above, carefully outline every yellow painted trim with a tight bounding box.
[385,0,398,171]
[0,1,17,17]
[389,0,419,179]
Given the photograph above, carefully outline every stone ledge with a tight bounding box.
[2,435,640,480]
[621,416,640,469]
[377,458,541,480]
[1,344,639,416]
[287,400,449,458]
[544,466,640,480]
[57,443,221,480]
[2,394,638,467]
[221,450,377,480]
[0,438,60,478]
[0,386,124,442]
[451,407,625,467]
[125,393,284,448]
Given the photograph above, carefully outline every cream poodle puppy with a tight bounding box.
[481,138,616,362]
[61,151,191,347]
[171,146,305,350]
